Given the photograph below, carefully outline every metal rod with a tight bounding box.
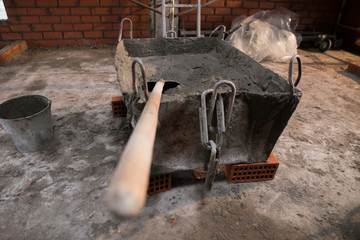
[162,0,166,38]
[337,24,360,32]
[165,4,198,7]
[196,0,201,37]
[118,18,133,42]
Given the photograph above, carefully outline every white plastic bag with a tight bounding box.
[226,8,302,62]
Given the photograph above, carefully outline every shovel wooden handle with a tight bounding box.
[107,80,164,216]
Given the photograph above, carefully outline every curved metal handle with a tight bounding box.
[208,80,236,129]
[132,58,149,101]
[288,55,302,94]
[166,30,177,38]
[199,89,213,149]
[118,18,133,42]
[209,25,226,40]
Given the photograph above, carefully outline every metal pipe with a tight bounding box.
[162,0,166,38]
[196,0,201,37]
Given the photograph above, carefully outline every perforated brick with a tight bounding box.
[111,96,127,117]
[224,153,279,183]
[147,173,171,196]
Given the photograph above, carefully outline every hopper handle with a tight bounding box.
[118,18,133,42]
[288,55,302,94]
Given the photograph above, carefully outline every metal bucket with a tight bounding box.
[0,94,54,152]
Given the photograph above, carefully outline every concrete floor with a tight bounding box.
[0,46,359,239]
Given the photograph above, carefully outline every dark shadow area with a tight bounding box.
[337,70,360,84]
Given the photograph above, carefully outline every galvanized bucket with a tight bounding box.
[0,94,54,152]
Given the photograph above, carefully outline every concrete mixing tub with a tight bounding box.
[115,38,301,175]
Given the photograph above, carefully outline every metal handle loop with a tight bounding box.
[199,89,213,149]
[209,25,226,40]
[132,58,149,101]
[166,30,177,38]
[118,18,133,42]
[288,55,302,94]
[208,80,236,129]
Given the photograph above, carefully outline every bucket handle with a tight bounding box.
[132,58,149,101]
[288,55,302,94]
[118,18,133,42]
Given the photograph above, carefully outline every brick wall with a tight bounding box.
[0,0,150,48]
[179,0,342,33]
[0,0,343,48]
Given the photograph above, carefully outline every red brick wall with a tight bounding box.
[179,0,342,33]
[0,0,150,48]
[0,0,343,48]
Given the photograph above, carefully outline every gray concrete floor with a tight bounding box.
[0,46,359,240]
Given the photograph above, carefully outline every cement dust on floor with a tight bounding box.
[0,46,359,240]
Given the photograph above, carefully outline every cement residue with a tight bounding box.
[115,38,291,98]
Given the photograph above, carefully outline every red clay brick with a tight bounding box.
[26,41,37,48]
[302,18,315,24]
[0,40,27,64]
[59,0,79,7]
[77,38,95,46]
[38,40,58,47]
[23,32,43,40]
[141,30,150,37]
[101,15,121,23]
[147,173,171,196]
[79,0,99,6]
[0,27,10,32]
[275,2,290,9]
[112,7,131,14]
[206,15,223,22]
[224,153,279,183]
[40,16,60,23]
[58,39,77,46]
[70,7,91,15]
[49,8,70,15]
[347,62,360,76]
[27,8,48,15]
[292,3,305,10]
[140,15,150,23]
[259,2,275,9]
[96,38,116,45]
[215,7,231,15]
[61,16,81,23]
[13,0,35,7]
[208,0,224,7]
[64,31,83,38]
[84,31,103,38]
[91,7,111,15]
[202,22,214,30]
[32,24,52,31]
[243,1,258,8]
[7,16,20,24]
[111,96,127,116]
[5,8,27,16]
[81,16,100,23]
[73,23,93,30]
[224,15,236,23]
[20,16,40,24]
[53,24,73,31]
[43,32,63,39]
[93,23,112,30]
[36,0,58,7]
[202,8,214,15]
[232,8,248,16]
[100,0,119,6]
[227,1,242,7]
[10,24,31,32]
[104,30,118,38]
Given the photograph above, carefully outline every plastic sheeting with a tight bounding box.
[226,8,302,62]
